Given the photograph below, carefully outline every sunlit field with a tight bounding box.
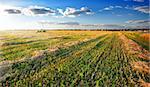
[0,30,149,86]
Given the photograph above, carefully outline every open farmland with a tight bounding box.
[0,30,149,87]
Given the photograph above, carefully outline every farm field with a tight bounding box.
[0,30,149,87]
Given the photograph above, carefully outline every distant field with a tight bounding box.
[0,30,149,87]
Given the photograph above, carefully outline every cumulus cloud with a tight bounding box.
[57,7,93,17]
[0,5,56,16]
[0,5,93,17]
[4,9,21,14]
[23,6,56,16]
[0,5,22,15]
[133,6,149,14]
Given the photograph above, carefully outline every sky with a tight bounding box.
[0,0,149,30]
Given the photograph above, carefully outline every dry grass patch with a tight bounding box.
[141,34,150,41]
[119,33,150,60]
[139,79,150,87]
[31,50,48,59]
[131,61,150,75]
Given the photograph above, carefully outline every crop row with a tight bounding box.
[0,34,108,86]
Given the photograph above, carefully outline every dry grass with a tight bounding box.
[131,61,150,75]
[139,79,150,87]
[141,34,150,41]
[119,33,150,60]
[32,50,47,59]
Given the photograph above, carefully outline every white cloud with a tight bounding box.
[124,0,144,2]
[0,5,22,15]
[39,21,79,25]
[4,9,21,14]
[57,7,93,17]
[0,5,93,17]
[38,20,149,29]
[134,0,144,2]
[103,6,114,11]
[38,21,128,29]
[126,20,150,24]
[133,6,149,14]
[0,5,56,16]
[125,20,150,29]
[100,6,123,12]
[100,5,149,15]
[115,6,123,8]
[22,6,56,16]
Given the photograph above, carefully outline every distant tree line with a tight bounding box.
[44,28,149,31]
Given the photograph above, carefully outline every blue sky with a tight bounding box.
[0,0,149,30]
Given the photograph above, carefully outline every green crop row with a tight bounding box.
[0,34,108,86]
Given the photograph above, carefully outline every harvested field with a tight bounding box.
[0,30,149,86]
